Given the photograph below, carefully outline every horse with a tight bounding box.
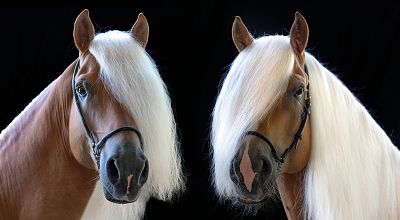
[211,12,400,219]
[0,9,184,220]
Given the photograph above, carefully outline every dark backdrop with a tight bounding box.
[1,2,400,219]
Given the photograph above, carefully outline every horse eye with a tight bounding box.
[76,85,87,97]
[294,86,304,97]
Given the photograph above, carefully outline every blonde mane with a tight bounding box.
[82,30,184,220]
[304,53,400,219]
[212,34,400,219]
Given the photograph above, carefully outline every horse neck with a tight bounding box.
[277,171,305,220]
[0,61,97,220]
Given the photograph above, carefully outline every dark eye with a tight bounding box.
[76,85,87,97]
[294,86,304,97]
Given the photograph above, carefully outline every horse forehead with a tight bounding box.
[80,53,101,74]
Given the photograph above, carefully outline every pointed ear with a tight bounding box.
[73,9,95,54]
[232,16,254,52]
[290,12,309,56]
[130,13,149,48]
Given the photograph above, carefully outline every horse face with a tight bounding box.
[222,13,312,205]
[69,54,148,203]
[230,71,311,204]
[68,10,151,204]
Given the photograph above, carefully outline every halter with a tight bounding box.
[72,59,143,168]
[244,64,311,165]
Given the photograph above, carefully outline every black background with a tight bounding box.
[1,2,400,219]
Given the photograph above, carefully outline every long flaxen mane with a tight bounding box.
[82,30,184,220]
[212,34,400,219]
[303,53,399,219]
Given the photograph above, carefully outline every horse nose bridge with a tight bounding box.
[235,137,272,168]
[106,129,142,146]
[117,147,147,174]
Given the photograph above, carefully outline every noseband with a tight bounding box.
[245,65,311,166]
[72,59,143,168]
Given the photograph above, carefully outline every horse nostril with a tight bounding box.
[259,158,272,177]
[138,159,149,186]
[107,158,120,185]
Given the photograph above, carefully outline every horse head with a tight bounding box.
[69,10,150,204]
[212,12,312,207]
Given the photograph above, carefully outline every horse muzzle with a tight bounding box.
[230,137,276,204]
[99,137,149,204]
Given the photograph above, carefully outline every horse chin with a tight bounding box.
[234,182,271,205]
[103,186,139,204]
[238,197,267,205]
[237,192,267,205]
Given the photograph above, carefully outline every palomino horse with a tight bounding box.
[0,9,184,219]
[212,12,400,219]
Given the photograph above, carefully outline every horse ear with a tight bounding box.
[73,9,95,54]
[232,16,254,52]
[130,13,149,48]
[290,12,309,56]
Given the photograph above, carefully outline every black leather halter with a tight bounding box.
[244,65,311,165]
[72,59,143,168]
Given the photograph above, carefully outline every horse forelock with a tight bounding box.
[211,35,295,201]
